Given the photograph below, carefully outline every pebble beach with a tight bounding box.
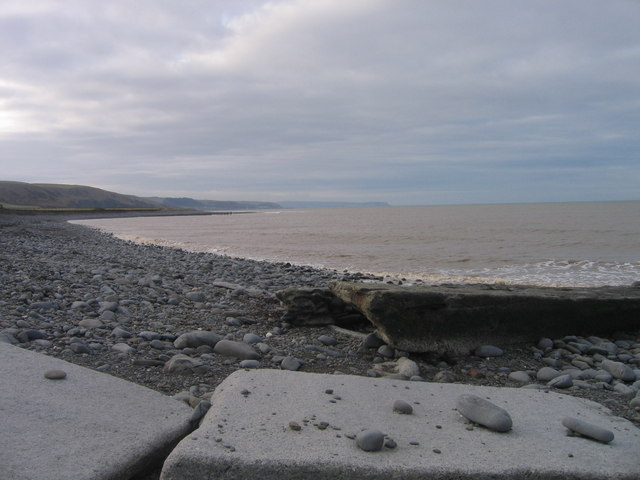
[1,213,639,476]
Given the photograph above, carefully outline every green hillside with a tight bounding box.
[0,181,161,210]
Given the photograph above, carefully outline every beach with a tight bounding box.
[1,213,639,477]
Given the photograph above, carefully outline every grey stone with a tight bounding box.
[112,343,135,354]
[613,383,636,398]
[537,338,554,350]
[594,370,613,383]
[111,327,132,338]
[185,291,206,302]
[536,367,561,382]
[79,318,104,329]
[239,359,260,369]
[393,399,413,414]
[318,335,337,346]
[44,369,67,380]
[377,345,395,358]
[562,417,614,443]
[163,354,205,374]
[508,371,531,384]
[243,333,262,345]
[547,374,573,389]
[474,345,504,357]
[363,332,385,349]
[396,357,420,378]
[356,429,385,452]
[69,343,91,354]
[281,356,303,371]
[174,331,223,349]
[601,359,636,382]
[213,340,260,360]
[456,394,512,432]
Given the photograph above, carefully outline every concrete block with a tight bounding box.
[0,343,193,480]
[161,369,640,479]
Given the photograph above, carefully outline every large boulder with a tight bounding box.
[329,281,640,354]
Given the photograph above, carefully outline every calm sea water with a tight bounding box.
[71,202,640,287]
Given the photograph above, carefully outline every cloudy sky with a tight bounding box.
[1,0,639,205]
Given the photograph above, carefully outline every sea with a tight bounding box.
[70,201,640,288]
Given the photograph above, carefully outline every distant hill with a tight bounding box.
[278,201,390,209]
[148,197,282,211]
[0,181,161,209]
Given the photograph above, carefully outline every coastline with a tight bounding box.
[1,214,639,476]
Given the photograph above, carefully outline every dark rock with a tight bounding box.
[275,287,364,326]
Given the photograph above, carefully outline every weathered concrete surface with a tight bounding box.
[161,369,640,480]
[276,287,366,326]
[330,281,640,353]
[0,343,193,480]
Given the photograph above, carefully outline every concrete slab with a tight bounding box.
[0,343,193,480]
[162,369,640,480]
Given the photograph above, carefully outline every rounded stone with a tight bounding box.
[213,340,260,360]
[243,333,262,345]
[281,356,302,371]
[363,333,385,349]
[456,394,512,432]
[536,366,561,382]
[547,374,573,389]
[508,371,531,384]
[44,369,67,380]
[474,345,504,358]
[318,335,337,346]
[356,429,385,452]
[393,399,413,415]
[562,417,614,444]
[377,345,395,358]
[239,359,260,369]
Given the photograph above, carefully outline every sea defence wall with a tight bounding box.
[320,282,640,354]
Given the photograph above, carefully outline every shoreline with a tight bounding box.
[1,214,639,477]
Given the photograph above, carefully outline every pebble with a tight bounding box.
[174,331,223,349]
[508,371,531,384]
[363,332,385,349]
[376,345,395,358]
[601,359,636,382]
[318,335,337,346]
[243,333,262,345]
[355,429,385,452]
[213,340,260,360]
[239,359,260,369]
[474,345,504,358]
[562,417,614,444]
[281,356,303,371]
[536,367,561,382]
[44,369,67,380]
[456,394,512,432]
[392,399,413,414]
[547,374,573,389]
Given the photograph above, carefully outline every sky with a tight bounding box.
[1,0,639,206]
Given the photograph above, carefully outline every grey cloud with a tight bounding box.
[0,0,639,204]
